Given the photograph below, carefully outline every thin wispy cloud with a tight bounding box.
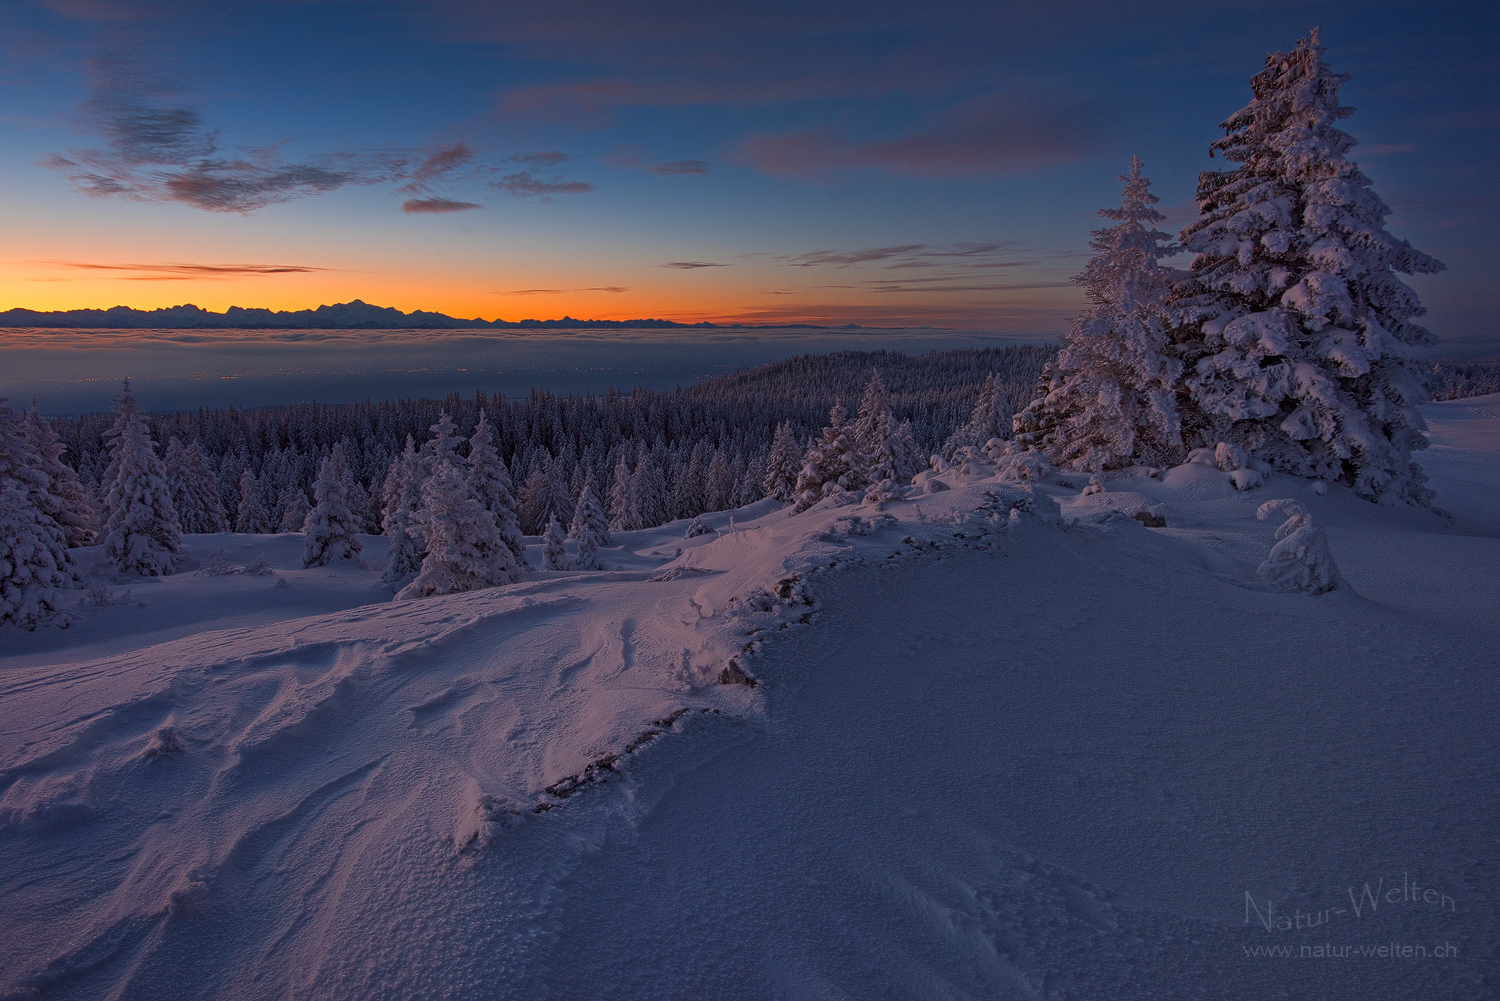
[790,245,925,267]
[788,242,1030,270]
[737,91,1100,179]
[44,260,327,277]
[507,285,629,294]
[661,261,728,269]
[402,197,483,213]
[649,159,709,176]
[493,172,593,197]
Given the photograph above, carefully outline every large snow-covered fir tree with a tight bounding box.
[276,486,311,532]
[1174,29,1445,503]
[794,403,857,511]
[569,472,611,551]
[24,404,96,548]
[397,459,520,599]
[608,454,638,531]
[303,447,363,567]
[1012,157,1183,471]
[100,382,181,575]
[467,411,527,568]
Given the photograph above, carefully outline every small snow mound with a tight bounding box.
[142,726,186,759]
[683,515,713,538]
[1256,499,1340,594]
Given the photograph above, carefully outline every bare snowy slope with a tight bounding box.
[2,399,1497,999]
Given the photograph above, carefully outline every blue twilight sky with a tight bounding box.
[1,0,1496,354]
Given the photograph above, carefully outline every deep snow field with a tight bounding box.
[3,395,1498,999]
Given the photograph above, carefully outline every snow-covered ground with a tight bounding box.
[3,396,1497,998]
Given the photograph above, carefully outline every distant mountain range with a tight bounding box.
[0,300,881,330]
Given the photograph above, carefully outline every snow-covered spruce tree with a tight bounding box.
[467,411,527,568]
[630,454,670,528]
[943,374,1012,459]
[1174,30,1445,503]
[397,460,520,599]
[794,403,864,511]
[100,383,180,575]
[608,454,638,531]
[303,447,363,567]
[541,514,569,570]
[276,486,311,532]
[0,476,73,629]
[763,422,801,502]
[683,513,712,538]
[236,469,270,533]
[1011,157,1183,471]
[379,437,424,583]
[24,404,96,548]
[569,472,611,551]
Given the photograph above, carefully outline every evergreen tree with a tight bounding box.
[467,410,527,568]
[705,448,735,511]
[1013,157,1183,471]
[303,448,363,567]
[380,437,424,583]
[794,403,860,511]
[541,514,569,570]
[236,469,270,533]
[608,454,639,531]
[763,422,801,502]
[0,477,72,629]
[100,383,180,575]
[24,404,96,548]
[735,453,766,507]
[569,472,611,554]
[683,514,712,538]
[397,460,520,599]
[1175,30,1445,503]
[518,460,553,534]
[276,486,311,532]
[943,374,1011,459]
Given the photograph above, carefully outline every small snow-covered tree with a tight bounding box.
[100,383,180,575]
[763,422,801,502]
[569,472,611,550]
[303,447,363,567]
[276,486,311,532]
[683,513,712,538]
[1256,499,1339,593]
[541,514,568,570]
[1175,30,1445,503]
[236,469,270,533]
[380,437,424,583]
[397,460,520,599]
[467,411,527,568]
[1012,157,1183,471]
[24,405,96,547]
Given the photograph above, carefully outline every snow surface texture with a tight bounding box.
[2,397,1497,998]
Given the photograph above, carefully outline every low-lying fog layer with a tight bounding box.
[1,326,1048,414]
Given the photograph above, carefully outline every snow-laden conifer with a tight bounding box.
[1256,499,1339,593]
[763,422,801,502]
[467,411,527,567]
[1175,30,1445,503]
[380,437,424,583]
[0,476,73,629]
[1012,157,1182,471]
[166,437,226,534]
[276,486,311,532]
[25,405,96,548]
[608,454,638,531]
[569,472,611,552]
[303,447,363,567]
[794,403,860,511]
[683,514,712,538]
[943,374,1012,459]
[541,514,568,570]
[100,383,180,575]
[236,469,270,533]
[397,460,520,599]
[630,454,670,528]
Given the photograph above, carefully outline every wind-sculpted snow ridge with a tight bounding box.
[2,396,1496,999]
